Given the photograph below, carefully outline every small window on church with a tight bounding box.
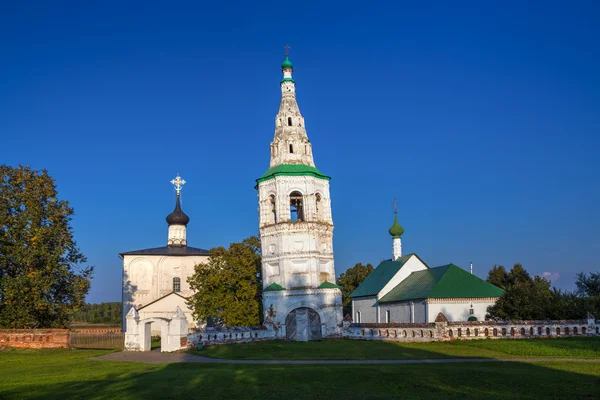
[173,277,181,292]
[469,308,474,315]
[288,117,292,126]
[315,193,322,220]
[357,311,361,323]
[289,144,294,153]
[270,194,277,223]
[290,191,304,222]
[385,310,390,323]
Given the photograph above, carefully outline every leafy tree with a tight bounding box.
[0,165,93,328]
[486,264,552,320]
[72,302,122,325]
[486,265,509,290]
[576,272,600,298]
[575,271,600,316]
[187,236,262,326]
[336,263,374,316]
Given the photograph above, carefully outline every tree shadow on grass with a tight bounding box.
[1,359,599,400]
[450,336,600,358]
[3,342,600,400]
[190,338,514,360]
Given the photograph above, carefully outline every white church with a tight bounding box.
[120,175,209,332]
[121,50,501,342]
[350,211,503,324]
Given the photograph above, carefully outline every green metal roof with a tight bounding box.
[317,281,342,289]
[378,264,504,303]
[350,254,428,298]
[256,164,331,184]
[264,282,285,291]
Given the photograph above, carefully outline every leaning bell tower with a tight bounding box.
[256,48,342,340]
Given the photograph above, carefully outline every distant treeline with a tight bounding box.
[72,302,122,325]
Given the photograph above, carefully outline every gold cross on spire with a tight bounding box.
[170,174,186,196]
[285,44,291,57]
[392,198,398,214]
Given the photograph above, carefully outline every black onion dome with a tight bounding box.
[166,196,190,225]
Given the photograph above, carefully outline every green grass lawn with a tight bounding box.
[191,337,600,360]
[0,347,599,399]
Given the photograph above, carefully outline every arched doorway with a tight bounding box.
[140,318,170,351]
[286,308,322,341]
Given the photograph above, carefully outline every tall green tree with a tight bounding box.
[486,264,553,320]
[187,236,262,326]
[0,165,93,328]
[336,263,374,316]
[486,265,509,289]
[575,271,600,316]
[576,271,600,298]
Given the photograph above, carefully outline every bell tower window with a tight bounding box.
[288,117,292,126]
[173,277,181,292]
[289,144,294,153]
[290,191,304,222]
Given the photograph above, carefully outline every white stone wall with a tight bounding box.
[137,293,196,334]
[380,300,427,323]
[122,254,208,327]
[258,176,340,331]
[263,288,342,337]
[167,224,187,246]
[188,324,281,347]
[124,306,189,352]
[258,175,335,291]
[427,298,498,322]
[351,296,378,323]
[342,316,598,342]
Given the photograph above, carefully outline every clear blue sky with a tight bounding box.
[1,1,598,303]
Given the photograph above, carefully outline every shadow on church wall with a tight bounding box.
[121,270,137,330]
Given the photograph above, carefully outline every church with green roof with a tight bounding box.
[350,212,503,324]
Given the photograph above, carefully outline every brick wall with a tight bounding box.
[72,327,122,333]
[0,329,70,349]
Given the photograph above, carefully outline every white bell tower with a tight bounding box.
[257,48,342,340]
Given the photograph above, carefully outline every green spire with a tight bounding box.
[282,56,293,70]
[389,214,404,238]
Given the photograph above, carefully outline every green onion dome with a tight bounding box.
[389,215,404,238]
[282,56,293,70]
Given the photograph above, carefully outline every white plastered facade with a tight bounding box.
[426,298,497,322]
[122,254,208,332]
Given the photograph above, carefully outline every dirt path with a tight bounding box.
[91,352,600,365]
